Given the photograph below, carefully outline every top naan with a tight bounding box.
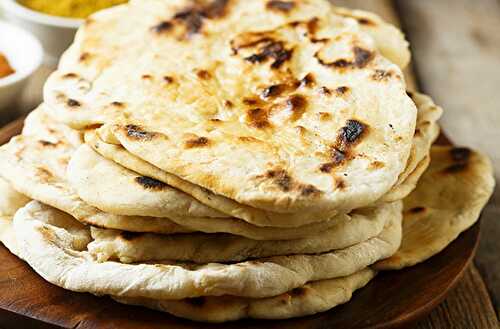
[45,0,416,217]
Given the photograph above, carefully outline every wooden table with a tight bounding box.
[2,1,499,328]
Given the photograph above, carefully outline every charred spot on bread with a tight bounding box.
[450,147,471,162]
[66,98,81,108]
[124,125,158,141]
[372,69,394,81]
[151,21,174,33]
[185,136,211,148]
[244,40,293,69]
[286,94,307,121]
[409,206,426,214]
[266,0,295,12]
[246,108,271,129]
[135,176,168,190]
[299,73,315,87]
[196,69,212,80]
[316,46,374,70]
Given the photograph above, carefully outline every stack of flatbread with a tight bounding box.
[0,0,494,322]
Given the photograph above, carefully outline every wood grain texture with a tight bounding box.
[395,0,500,318]
[415,265,498,329]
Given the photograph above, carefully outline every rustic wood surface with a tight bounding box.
[0,0,498,328]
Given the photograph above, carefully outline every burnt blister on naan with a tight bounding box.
[261,84,287,99]
[443,147,472,174]
[231,33,293,69]
[244,40,293,69]
[38,140,59,147]
[123,125,159,141]
[450,147,471,162]
[263,168,322,196]
[151,21,174,34]
[151,0,230,38]
[61,73,79,79]
[320,119,368,173]
[246,108,271,129]
[286,94,308,121]
[66,98,81,108]
[185,136,211,148]
[196,69,212,80]
[135,176,168,190]
[316,46,374,70]
[371,69,395,82]
[408,206,426,214]
[266,0,295,13]
[79,52,91,62]
[299,73,316,88]
[110,101,126,109]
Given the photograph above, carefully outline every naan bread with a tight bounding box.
[88,202,400,264]
[68,145,226,219]
[1,115,390,240]
[13,200,401,299]
[376,146,494,270]
[45,0,417,225]
[114,268,375,322]
[82,91,439,221]
[0,205,375,323]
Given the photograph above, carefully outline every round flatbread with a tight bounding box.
[114,268,375,322]
[13,200,401,299]
[45,0,417,226]
[88,202,400,264]
[376,146,494,270]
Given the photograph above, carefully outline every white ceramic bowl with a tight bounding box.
[2,0,82,66]
[0,21,43,113]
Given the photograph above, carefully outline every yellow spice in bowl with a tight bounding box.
[18,0,128,19]
[0,53,15,79]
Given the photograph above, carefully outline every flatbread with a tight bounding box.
[83,91,439,221]
[45,0,417,224]
[13,200,401,299]
[114,268,375,322]
[88,201,400,264]
[68,144,227,219]
[0,207,375,322]
[1,116,387,240]
[375,146,494,270]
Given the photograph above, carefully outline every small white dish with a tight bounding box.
[0,20,43,113]
[2,0,82,66]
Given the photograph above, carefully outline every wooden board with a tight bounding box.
[0,119,481,329]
